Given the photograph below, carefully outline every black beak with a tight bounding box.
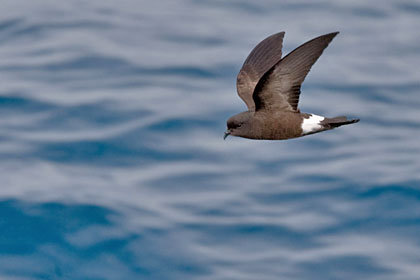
[223,131,230,140]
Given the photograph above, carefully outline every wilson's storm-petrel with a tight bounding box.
[224,32,359,140]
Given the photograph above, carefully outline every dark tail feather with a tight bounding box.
[322,116,360,129]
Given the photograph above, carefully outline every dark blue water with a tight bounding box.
[1,1,420,279]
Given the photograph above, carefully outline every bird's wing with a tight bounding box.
[236,32,285,111]
[253,32,338,112]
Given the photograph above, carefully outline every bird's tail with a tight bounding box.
[322,116,360,129]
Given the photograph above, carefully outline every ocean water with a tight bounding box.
[1,0,420,279]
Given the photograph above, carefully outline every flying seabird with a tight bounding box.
[224,31,359,140]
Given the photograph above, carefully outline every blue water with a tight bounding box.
[1,1,420,279]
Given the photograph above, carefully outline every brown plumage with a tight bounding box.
[225,31,359,140]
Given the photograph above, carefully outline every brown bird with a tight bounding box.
[224,31,359,140]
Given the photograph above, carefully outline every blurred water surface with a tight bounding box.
[1,0,420,279]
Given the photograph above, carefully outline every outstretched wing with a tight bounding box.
[236,32,285,111]
[253,32,339,112]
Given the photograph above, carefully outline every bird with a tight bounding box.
[224,31,359,140]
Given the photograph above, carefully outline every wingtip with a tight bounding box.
[327,31,340,37]
[270,31,285,39]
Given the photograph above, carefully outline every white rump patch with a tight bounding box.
[301,114,325,134]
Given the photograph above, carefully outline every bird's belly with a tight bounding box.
[255,114,303,140]
[265,125,301,140]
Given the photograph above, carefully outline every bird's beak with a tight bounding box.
[223,131,230,140]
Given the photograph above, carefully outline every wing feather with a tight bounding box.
[236,32,285,111]
[253,32,339,112]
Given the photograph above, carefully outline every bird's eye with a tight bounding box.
[227,121,243,129]
[233,123,242,129]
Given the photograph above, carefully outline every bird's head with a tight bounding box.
[224,111,252,139]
